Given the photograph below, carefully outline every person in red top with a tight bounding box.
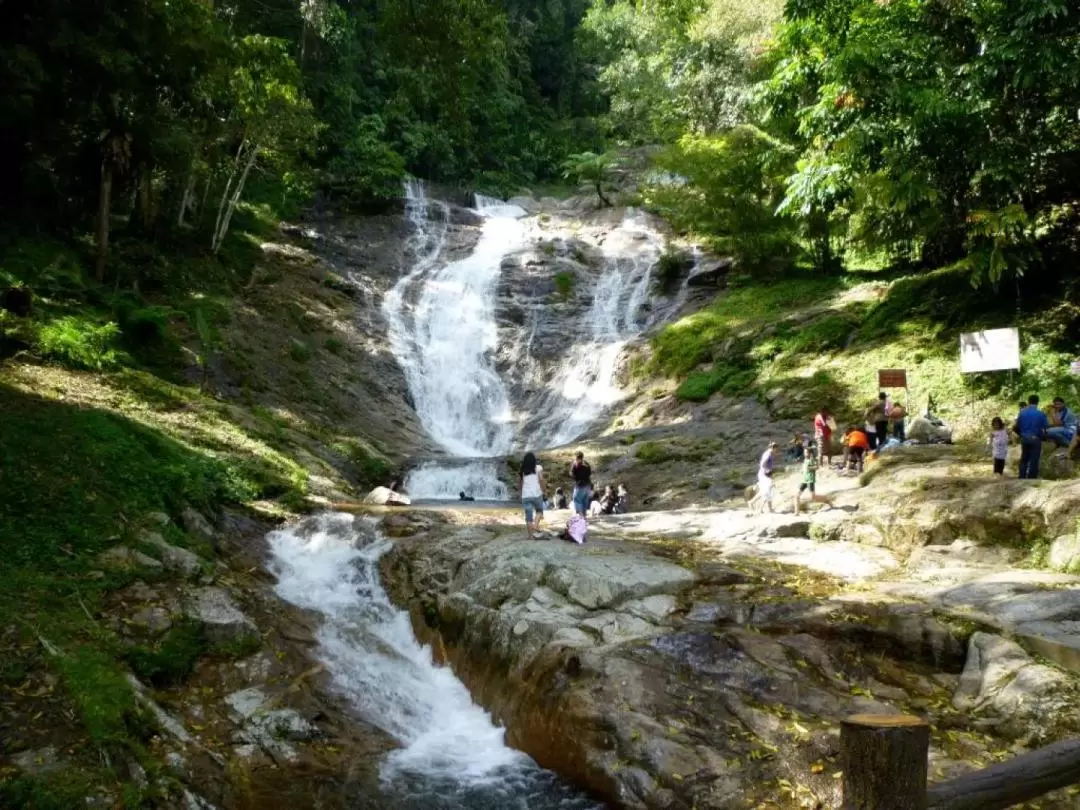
[814,406,834,468]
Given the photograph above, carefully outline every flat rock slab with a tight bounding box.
[140,531,202,577]
[184,587,259,646]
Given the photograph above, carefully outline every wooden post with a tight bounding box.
[841,714,930,810]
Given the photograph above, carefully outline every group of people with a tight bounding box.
[517,450,629,541]
[991,395,1078,479]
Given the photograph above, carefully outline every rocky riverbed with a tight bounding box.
[378,484,1080,809]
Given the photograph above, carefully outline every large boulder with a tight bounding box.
[364,486,411,506]
[97,545,163,571]
[184,587,259,647]
[953,632,1072,736]
[139,531,202,578]
[906,416,953,444]
[1049,533,1080,572]
[686,257,733,287]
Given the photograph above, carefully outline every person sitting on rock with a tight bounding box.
[843,426,870,473]
[1047,397,1077,449]
[589,491,603,517]
[458,491,475,502]
[785,433,806,463]
[553,487,569,510]
[616,484,629,514]
[599,485,617,515]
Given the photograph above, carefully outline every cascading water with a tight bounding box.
[384,184,527,499]
[268,513,600,808]
[531,210,665,448]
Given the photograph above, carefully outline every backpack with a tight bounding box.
[564,514,588,545]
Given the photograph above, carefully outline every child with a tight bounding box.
[990,416,1009,476]
[794,442,833,514]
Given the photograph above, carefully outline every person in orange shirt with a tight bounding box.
[843,425,870,473]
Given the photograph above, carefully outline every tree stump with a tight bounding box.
[841,714,930,810]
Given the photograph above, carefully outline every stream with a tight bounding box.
[266,186,683,806]
[268,513,601,808]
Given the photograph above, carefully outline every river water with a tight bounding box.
[267,513,602,808]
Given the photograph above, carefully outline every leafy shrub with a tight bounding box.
[123,619,207,687]
[554,271,574,298]
[677,362,758,402]
[324,336,345,355]
[36,316,122,370]
[635,441,674,464]
[642,126,800,274]
[289,339,311,363]
[656,249,689,292]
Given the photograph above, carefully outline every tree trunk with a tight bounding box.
[95,161,113,282]
[212,139,246,250]
[212,144,258,253]
[595,181,612,207]
[198,172,213,226]
[841,714,929,810]
[136,165,153,232]
[178,166,198,228]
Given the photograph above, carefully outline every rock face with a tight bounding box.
[140,531,203,578]
[184,587,259,646]
[98,545,163,570]
[381,520,1078,809]
[953,633,1073,736]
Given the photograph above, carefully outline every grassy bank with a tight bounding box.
[647,265,1080,438]
[0,203,401,804]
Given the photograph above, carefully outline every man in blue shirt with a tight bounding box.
[1047,397,1078,449]
[1013,395,1049,479]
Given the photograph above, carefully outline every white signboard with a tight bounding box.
[959,328,1020,373]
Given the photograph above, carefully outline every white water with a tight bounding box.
[383,186,526,459]
[405,460,509,500]
[532,210,665,447]
[268,513,599,807]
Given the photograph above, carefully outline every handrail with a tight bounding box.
[839,714,1080,810]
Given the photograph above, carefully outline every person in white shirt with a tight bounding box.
[519,452,546,540]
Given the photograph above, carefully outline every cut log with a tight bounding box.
[926,738,1080,810]
[841,714,930,810]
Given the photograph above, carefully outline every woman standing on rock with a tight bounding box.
[519,452,546,540]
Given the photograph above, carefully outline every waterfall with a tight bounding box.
[268,513,599,807]
[531,210,665,448]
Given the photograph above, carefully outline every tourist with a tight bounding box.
[458,491,475,502]
[589,491,603,517]
[813,406,834,467]
[785,433,806,463]
[890,401,907,442]
[843,425,870,473]
[519,451,546,539]
[1047,397,1077,448]
[599,485,617,515]
[989,417,1009,476]
[749,442,778,514]
[570,451,593,516]
[616,484,629,514]
[865,393,889,450]
[553,487,569,510]
[1013,395,1049,480]
[794,442,832,514]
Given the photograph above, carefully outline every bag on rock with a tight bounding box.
[564,514,588,545]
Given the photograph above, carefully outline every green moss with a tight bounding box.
[635,441,675,464]
[55,647,147,746]
[554,271,574,298]
[289,338,311,363]
[323,336,345,355]
[123,619,207,688]
[0,772,94,810]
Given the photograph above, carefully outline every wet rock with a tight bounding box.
[364,486,411,506]
[182,789,219,810]
[98,546,163,570]
[225,686,320,763]
[180,507,218,546]
[686,257,733,287]
[1049,534,1080,571]
[126,674,193,744]
[139,531,202,578]
[11,746,61,775]
[184,587,259,646]
[953,632,1072,735]
[131,606,173,636]
[1013,620,1080,675]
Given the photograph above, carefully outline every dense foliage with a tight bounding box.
[2,0,1078,288]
